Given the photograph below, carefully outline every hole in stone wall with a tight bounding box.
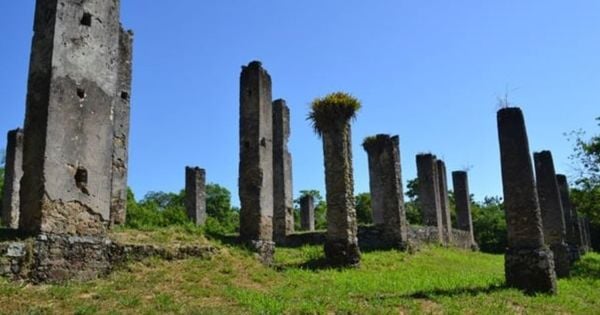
[77,88,85,99]
[120,91,129,100]
[80,12,92,26]
[75,167,89,195]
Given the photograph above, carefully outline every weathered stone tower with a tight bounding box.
[272,99,294,243]
[436,160,453,244]
[416,154,443,243]
[238,61,275,263]
[452,171,478,250]
[110,27,133,226]
[1,129,24,229]
[534,151,570,277]
[185,167,207,225]
[556,174,580,262]
[13,0,132,282]
[497,107,557,294]
[363,134,409,249]
[300,194,315,231]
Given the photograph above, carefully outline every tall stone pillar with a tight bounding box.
[238,61,274,264]
[110,27,133,226]
[300,195,315,231]
[534,151,570,277]
[272,99,294,243]
[416,154,443,243]
[497,107,556,294]
[573,210,585,255]
[556,174,580,262]
[15,0,130,282]
[1,129,24,229]
[20,0,123,236]
[581,217,591,253]
[452,171,478,250]
[185,167,207,225]
[436,160,453,244]
[363,134,409,249]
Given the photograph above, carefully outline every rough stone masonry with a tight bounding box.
[110,27,133,226]
[452,171,478,250]
[238,61,275,264]
[436,160,453,244]
[556,174,580,262]
[363,134,409,249]
[272,99,294,243]
[416,154,444,243]
[1,129,24,229]
[12,0,132,282]
[534,151,570,278]
[497,107,557,294]
[185,167,207,225]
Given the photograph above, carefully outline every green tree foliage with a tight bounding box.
[471,196,507,253]
[354,192,373,225]
[404,178,422,225]
[125,184,239,234]
[568,117,600,225]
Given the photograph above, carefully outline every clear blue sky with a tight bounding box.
[1,1,599,206]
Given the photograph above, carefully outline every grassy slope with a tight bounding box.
[0,229,599,314]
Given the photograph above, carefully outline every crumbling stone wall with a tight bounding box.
[185,167,207,225]
[534,151,570,277]
[110,27,133,226]
[1,129,24,229]
[497,107,556,294]
[416,154,443,243]
[272,99,294,243]
[238,61,274,264]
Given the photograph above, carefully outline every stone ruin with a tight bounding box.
[1,129,23,229]
[416,154,444,243]
[185,167,207,225]
[436,160,453,244]
[299,195,315,231]
[238,61,275,264]
[363,134,409,249]
[452,171,478,250]
[497,107,557,294]
[272,99,294,244]
[556,174,581,262]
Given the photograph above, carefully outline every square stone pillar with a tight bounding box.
[300,194,315,231]
[1,128,24,229]
[416,154,443,243]
[556,174,580,262]
[238,61,274,264]
[534,151,570,277]
[272,99,294,243]
[452,171,478,250]
[185,167,207,225]
[363,134,409,249]
[436,160,453,244]
[497,107,556,294]
[110,27,133,226]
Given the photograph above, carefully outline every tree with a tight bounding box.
[471,196,507,253]
[354,192,373,225]
[404,178,422,225]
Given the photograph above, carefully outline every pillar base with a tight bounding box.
[505,246,557,294]
[550,242,571,278]
[568,243,581,264]
[324,239,361,267]
[247,240,275,266]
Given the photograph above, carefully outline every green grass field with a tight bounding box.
[1,228,599,314]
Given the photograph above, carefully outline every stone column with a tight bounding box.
[1,128,24,229]
[110,27,133,226]
[584,217,593,251]
[416,154,443,243]
[534,151,570,277]
[436,160,453,244]
[238,61,274,264]
[300,195,315,231]
[452,171,478,250]
[573,210,585,255]
[497,107,556,294]
[20,0,123,236]
[185,167,207,225]
[556,174,580,262]
[272,99,294,244]
[581,217,590,253]
[363,134,409,249]
[322,122,360,266]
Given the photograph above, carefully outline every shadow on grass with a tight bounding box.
[401,284,508,299]
[572,253,600,278]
